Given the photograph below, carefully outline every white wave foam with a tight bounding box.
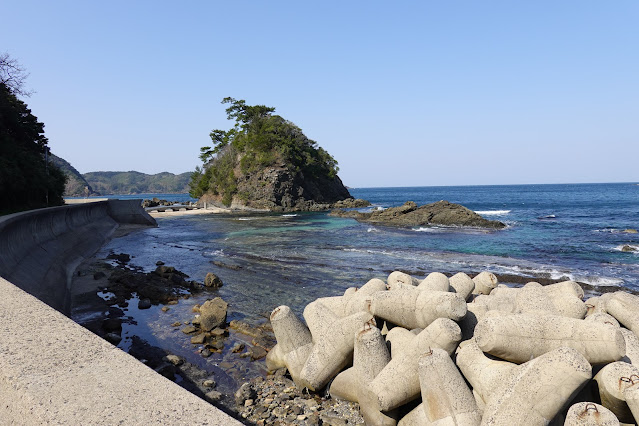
[474,210,511,216]
[238,217,255,221]
[412,227,441,233]
[367,227,378,233]
[282,214,298,217]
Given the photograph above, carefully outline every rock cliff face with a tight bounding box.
[330,200,506,229]
[199,162,359,212]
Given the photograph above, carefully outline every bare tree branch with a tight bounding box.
[0,52,34,97]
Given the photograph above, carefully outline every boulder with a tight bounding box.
[199,297,228,331]
[204,272,223,288]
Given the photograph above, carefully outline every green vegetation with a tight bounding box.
[50,153,96,197]
[189,97,339,205]
[0,81,66,214]
[83,171,191,195]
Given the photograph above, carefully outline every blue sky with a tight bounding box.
[2,1,637,187]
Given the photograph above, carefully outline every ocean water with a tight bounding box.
[82,182,638,395]
[98,183,638,317]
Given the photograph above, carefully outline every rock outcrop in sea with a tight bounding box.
[330,200,506,229]
[264,271,639,425]
[197,164,368,212]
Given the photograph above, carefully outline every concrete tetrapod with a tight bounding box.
[593,361,639,423]
[355,324,396,426]
[371,286,466,330]
[398,404,429,426]
[417,272,450,292]
[585,313,621,328]
[475,313,626,364]
[472,271,498,295]
[269,305,314,385]
[620,328,639,365]
[458,303,488,342]
[448,272,475,301]
[299,311,374,391]
[386,326,419,359]
[367,318,462,412]
[388,271,420,288]
[606,292,639,337]
[329,367,358,402]
[564,402,620,426]
[418,348,481,425]
[622,382,639,424]
[456,339,516,408]
[481,347,592,426]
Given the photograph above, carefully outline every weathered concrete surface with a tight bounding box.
[0,277,240,425]
[0,200,156,314]
[0,202,240,424]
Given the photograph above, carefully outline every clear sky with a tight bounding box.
[2,1,637,188]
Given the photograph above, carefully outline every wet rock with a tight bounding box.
[181,325,197,334]
[107,252,131,263]
[102,318,122,333]
[199,297,228,331]
[231,343,246,353]
[211,260,242,270]
[250,346,268,361]
[161,306,170,312]
[138,298,152,309]
[330,200,506,229]
[190,333,207,344]
[201,348,212,358]
[205,390,223,402]
[203,379,216,388]
[164,354,184,366]
[204,272,223,288]
[104,332,122,345]
[235,382,257,406]
[156,260,165,266]
[93,271,106,280]
[622,245,637,252]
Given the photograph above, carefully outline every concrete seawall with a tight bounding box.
[0,201,241,424]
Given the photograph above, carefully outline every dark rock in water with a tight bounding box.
[199,297,228,331]
[206,390,223,402]
[190,333,207,344]
[102,318,122,333]
[164,354,184,366]
[330,200,506,229]
[156,260,165,266]
[138,298,152,309]
[104,332,122,345]
[231,343,246,353]
[107,266,195,306]
[107,252,131,263]
[622,245,637,252]
[93,271,106,280]
[249,346,267,361]
[210,260,242,271]
[182,325,197,334]
[204,272,223,288]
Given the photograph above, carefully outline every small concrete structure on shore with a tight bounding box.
[0,200,240,424]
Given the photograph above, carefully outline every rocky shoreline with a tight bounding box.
[71,246,639,425]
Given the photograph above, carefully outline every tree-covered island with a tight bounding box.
[189,98,365,211]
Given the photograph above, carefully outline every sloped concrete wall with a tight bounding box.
[0,200,155,313]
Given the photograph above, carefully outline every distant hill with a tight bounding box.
[50,153,97,197]
[83,171,191,195]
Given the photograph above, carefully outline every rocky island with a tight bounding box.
[189,97,367,212]
[331,200,507,229]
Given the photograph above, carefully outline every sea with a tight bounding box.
[77,183,638,395]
